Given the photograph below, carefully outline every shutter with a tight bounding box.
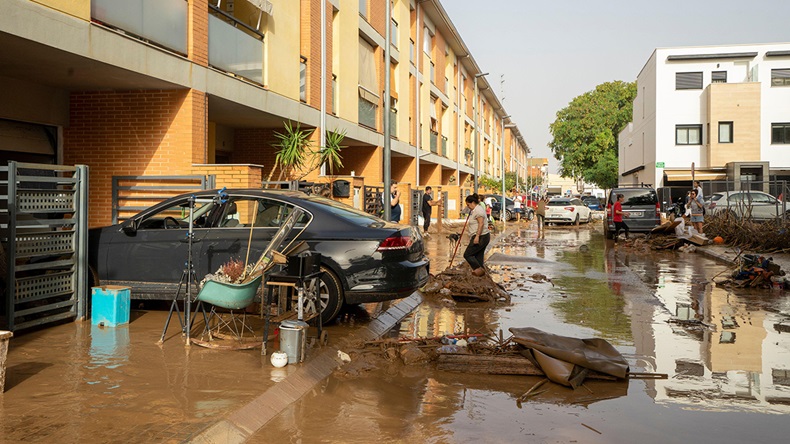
[676,72,703,89]
[358,38,379,98]
[772,69,790,86]
[712,71,727,83]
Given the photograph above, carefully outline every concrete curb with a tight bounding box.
[695,246,737,265]
[188,292,423,444]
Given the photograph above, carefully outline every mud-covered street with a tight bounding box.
[251,223,790,444]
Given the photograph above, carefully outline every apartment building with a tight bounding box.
[619,42,790,189]
[0,0,528,226]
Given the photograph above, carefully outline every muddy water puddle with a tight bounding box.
[255,224,790,443]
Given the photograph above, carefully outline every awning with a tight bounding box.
[664,170,727,181]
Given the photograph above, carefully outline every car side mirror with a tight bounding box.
[121,221,137,236]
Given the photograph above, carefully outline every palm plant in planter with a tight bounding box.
[318,129,346,176]
[266,121,315,183]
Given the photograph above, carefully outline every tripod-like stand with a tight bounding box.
[159,195,206,345]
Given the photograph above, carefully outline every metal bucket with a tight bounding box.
[279,320,308,364]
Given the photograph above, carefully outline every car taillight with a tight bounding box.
[377,235,412,251]
[656,202,660,217]
[564,207,575,212]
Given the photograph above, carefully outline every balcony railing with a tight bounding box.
[389,109,397,137]
[91,0,188,55]
[441,136,448,157]
[430,132,438,153]
[208,7,264,85]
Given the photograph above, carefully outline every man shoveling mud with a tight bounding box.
[463,194,490,276]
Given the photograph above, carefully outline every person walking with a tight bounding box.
[613,193,630,242]
[386,180,401,223]
[463,194,490,277]
[513,192,523,223]
[536,197,547,233]
[687,189,704,234]
[421,186,439,235]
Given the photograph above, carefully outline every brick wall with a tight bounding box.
[64,89,206,227]
[300,0,334,112]
[189,0,208,65]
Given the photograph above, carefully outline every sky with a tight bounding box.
[442,0,790,174]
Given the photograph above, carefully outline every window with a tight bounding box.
[429,62,435,84]
[391,19,398,45]
[423,27,432,56]
[299,56,307,102]
[712,71,727,83]
[676,124,702,145]
[409,39,415,63]
[358,38,379,128]
[359,0,367,18]
[676,72,703,90]
[772,123,790,144]
[772,69,790,86]
[718,122,733,143]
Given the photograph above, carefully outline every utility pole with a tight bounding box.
[383,0,392,221]
[473,72,488,194]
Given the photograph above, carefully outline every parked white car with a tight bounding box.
[708,191,788,221]
[545,198,592,224]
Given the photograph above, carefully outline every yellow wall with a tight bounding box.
[262,0,300,100]
[334,0,359,121]
[32,0,89,20]
[707,83,761,166]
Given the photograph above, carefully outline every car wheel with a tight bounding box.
[316,266,343,324]
[526,210,535,221]
[506,210,513,221]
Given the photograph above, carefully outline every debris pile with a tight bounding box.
[704,213,790,253]
[422,263,511,303]
[715,253,787,289]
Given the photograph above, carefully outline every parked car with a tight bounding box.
[486,196,534,221]
[88,189,430,323]
[581,196,603,211]
[707,191,787,220]
[545,198,592,224]
[605,187,661,238]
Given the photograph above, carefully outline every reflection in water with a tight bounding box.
[88,324,130,370]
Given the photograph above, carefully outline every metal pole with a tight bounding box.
[320,0,327,168]
[473,76,479,194]
[500,118,511,222]
[383,0,392,221]
[415,2,421,190]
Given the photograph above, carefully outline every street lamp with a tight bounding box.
[501,119,515,223]
[473,72,488,194]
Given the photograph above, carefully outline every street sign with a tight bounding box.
[655,162,665,168]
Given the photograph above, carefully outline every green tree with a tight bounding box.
[549,81,636,189]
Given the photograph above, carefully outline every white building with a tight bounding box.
[619,43,790,190]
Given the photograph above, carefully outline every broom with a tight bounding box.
[447,211,471,269]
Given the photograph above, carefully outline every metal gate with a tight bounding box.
[0,162,89,331]
[113,175,215,224]
[410,189,422,226]
[363,186,384,216]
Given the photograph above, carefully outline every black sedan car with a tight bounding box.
[88,190,430,322]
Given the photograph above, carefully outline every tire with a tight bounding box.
[314,266,343,324]
[526,210,535,221]
[587,212,592,223]
[506,210,513,221]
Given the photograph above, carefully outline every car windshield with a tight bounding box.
[616,189,657,205]
[548,200,571,206]
[304,196,386,227]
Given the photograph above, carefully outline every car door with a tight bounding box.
[749,192,777,220]
[108,196,216,283]
[199,195,308,278]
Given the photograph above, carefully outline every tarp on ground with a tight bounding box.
[509,327,630,388]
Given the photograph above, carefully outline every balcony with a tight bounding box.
[441,136,448,157]
[389,109,397,137]
[430,131,438,153]
[91,0,188,55]
[208,6,264,85]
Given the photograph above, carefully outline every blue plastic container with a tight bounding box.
[91,286,131,327]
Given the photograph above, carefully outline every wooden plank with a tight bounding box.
[436,353,618,380]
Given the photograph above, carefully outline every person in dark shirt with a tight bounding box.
[421,186,438,234]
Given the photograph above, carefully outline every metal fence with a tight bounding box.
[1,162,88,331]
[698,179,789,222]
[112,175,215,224]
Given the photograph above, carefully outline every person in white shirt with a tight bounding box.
[463,194,491,277]
[513,192,523,222]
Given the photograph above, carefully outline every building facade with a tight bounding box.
[619,43,790,190]
[0,0,529,227]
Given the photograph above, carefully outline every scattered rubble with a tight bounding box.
[705,213,790,253]
[715,254,787,290]
[422,263,511,303]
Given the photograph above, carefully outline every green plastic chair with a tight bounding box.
[196,275,262,343]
